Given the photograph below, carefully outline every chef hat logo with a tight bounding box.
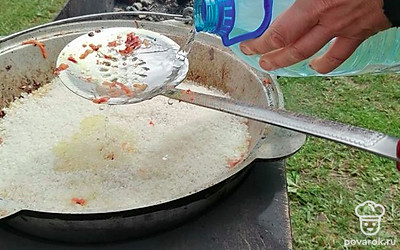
[355,201,385,236]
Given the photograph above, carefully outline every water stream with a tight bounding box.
[177,27,196,60]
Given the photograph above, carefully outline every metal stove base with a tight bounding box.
[0,160,291,250]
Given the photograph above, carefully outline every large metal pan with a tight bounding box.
[0,13,305,243]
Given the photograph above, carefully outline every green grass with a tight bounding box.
[1,1,399,249]
[0,0,65,36]
[281,75,400,249]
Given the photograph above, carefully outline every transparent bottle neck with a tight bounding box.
[194,0,220,33]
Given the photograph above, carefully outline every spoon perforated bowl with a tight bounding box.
[56,27,189,104]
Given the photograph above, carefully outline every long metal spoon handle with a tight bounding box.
[164,88,400,163]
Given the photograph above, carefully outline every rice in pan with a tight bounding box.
[0,79,250,213]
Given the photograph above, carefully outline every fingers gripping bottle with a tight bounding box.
[194,0,400,76]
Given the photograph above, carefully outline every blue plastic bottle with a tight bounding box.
[194,0,400,76]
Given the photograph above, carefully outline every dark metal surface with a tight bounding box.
[0,160,292,250]
[55,0,116,20]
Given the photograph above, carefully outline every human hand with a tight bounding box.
[240,0,392,74]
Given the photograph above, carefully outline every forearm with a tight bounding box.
[383,0,400,26]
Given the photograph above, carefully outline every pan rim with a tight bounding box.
[0,14,275,219]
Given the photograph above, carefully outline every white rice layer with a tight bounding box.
[0,79,250,213]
